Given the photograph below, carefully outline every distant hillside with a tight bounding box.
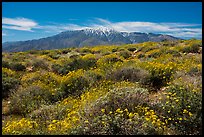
[2,28,180,52]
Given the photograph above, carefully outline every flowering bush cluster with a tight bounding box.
[2,39,202,135]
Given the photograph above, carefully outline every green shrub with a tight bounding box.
[70,87,165,135]
[61,49,71,54]
[97,54,123,67]
[2,60,10,68]
[32,59,48,70]
[91,86,150,113]
[145,62,176,90]
[9,86,53,115]
[28,50,38,54]
[48,52,60,59]
[137,53,145,58]
[181,44,200,53]
[164,85,201,135]
[187,67,201,76]
[112,48,118,52]
[81,54,97,69]
[108,66,150,84]
[127,47,137,52]
[69,54,80,59]
[29,104,68,122]
[60,69,90,97]
[60,55,97,74]
[41,50,50,55]
[84,70,104,86]
[51,64,69,75]
[148,51,162,58]
[117,50,132,59]
[165,50,181,57]
[2,76,20,98]
[79,48,92,53]
[10,63,26,71]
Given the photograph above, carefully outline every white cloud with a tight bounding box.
[92,18,202,38]
[35,23,90,33]
[2,17,38,31]
[2,17,201,39]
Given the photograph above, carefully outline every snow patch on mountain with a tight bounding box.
[83,27,118,37]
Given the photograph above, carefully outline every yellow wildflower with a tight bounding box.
[145,117,150,121]
[116,108,123,113]
[189,112,193,117]
[183,109,188,113]
[101,108,105,113]
[128,113,134,119]
[167,110,171,113]
[52,120,57,123]
[124,108,128,112]
[178,118,182,121]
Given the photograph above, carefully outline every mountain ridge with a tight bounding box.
[2,28,180,52]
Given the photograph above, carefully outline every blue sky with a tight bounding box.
[2,2,202,42]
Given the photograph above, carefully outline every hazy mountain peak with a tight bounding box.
[2,29,180,52]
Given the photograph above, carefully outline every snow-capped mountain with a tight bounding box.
[2,28,180,52]
[83,27,116,37]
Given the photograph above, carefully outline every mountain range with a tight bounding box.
[2,28,180,52]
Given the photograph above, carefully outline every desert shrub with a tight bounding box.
[180,43,200,53]
[81,53,97,69]
[2,118,39,135]
[60,69,90,97]
[117,50,132,59]
[72,111,165,135]
[48,52,60,59]
[71,87,166,135]
[147,50,162,58]
[32,59,48,70]
[187,66,202,76]
[107,66,150,84]
[111,48,118,52]
[97,54,123,67]
[89,87,150,113]
[51,64,68,75]
[2,60,10,68]
[144,62,176,90]
[41,50,50,55]
[84,70,104,86]
[161,41,177,47]
[21,71,62,100]
[28,50,38,54]
[69,54,80,59]
[165,50,181,57]
[150,72,202,135]
[101,51,112,56]
[160,85,201,135]
[61,49,71,54]
[54,59,79,74]
[137,53,145,58]
[141,46,157,53]
[9,86,53,115]
[79,48,92,53]
[2,76,20,99]
[29,104,68,122]
[10,62,26,71]
[127,47,137,52]
[60,55,97,74]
